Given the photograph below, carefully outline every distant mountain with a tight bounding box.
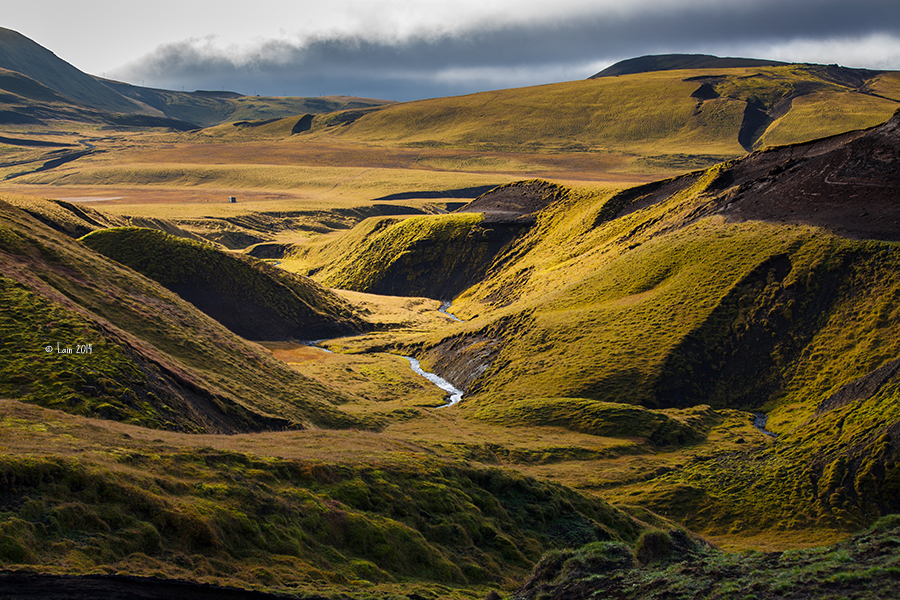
[591,54,790,78]
[0,27,392,128]
[96,77,392,127]
[0,27,145,113]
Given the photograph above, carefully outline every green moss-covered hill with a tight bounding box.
[435,111,900,411]
[297,111,900,540]
[283,181,566,299]
[80,227,364,341]
[0,195,365,433]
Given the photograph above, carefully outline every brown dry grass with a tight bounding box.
[0,129,664,223]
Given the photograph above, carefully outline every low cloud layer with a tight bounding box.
[110,0,900,100]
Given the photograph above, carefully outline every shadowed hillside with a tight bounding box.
[590,53,789,77]
[81,227,365,341]
[0,196,365,432]
[0,27,145,114]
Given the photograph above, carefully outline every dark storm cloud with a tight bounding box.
[112,0,900,100]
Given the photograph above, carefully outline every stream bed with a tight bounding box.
[403,356,464,407]
[753,413,777,437]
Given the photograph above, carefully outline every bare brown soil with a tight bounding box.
[720,110,900,240]
[460,180,567,222]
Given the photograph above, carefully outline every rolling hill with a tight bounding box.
[285,109,900,542]
[80,227,364,341]
[2,28,900,600]
[300,60,900,155]
[0,194,366,432]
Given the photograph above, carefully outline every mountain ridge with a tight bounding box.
[0,27,393,128]
[591,54,791,78]
[0,27,146,114]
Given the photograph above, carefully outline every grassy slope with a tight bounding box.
[0,398,646,597]
[0,194,365,432]
[80,227,364,340]
[313,66,900,156]
[283,211,529,298]
[301,152,900,542]
[310,73,748,156]
[2,56,900,598]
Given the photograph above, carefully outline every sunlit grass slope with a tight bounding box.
[284,211,527,298]
[0,194,364,432]
[439,186,898,538]
[313,65,900,156]
[319,73,746,155]
[301,118,900,540]
[80,227,364,341]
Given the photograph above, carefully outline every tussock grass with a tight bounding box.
[513,516,900,600]
[0,400,644,595]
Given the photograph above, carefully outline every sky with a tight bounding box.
[6,0,900,101]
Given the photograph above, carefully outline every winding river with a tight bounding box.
[439,300,462,322]
[403,356,464,407]
[304,301,464,407]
